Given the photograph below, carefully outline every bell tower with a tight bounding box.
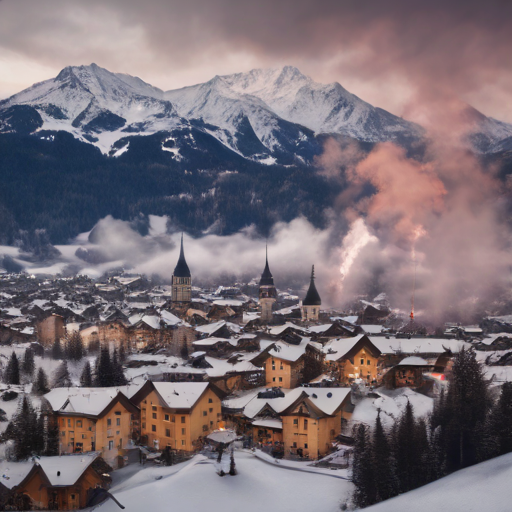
[259,246,277,324]
[301,265,321,322]
[172,234,191,304]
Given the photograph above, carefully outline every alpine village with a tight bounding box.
[0,238,511,510]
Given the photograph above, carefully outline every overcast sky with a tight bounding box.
[1,0,511,121]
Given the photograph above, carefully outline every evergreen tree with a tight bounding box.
[53,361,72,388]
[80,360,93,387]
[4,352,20,385]
[394,400,419,492]
[372,412,399,502]
[66,331,84,361]
[40,398,60,456]
[22,348,35,377]
[10,395,40,460]
[32,367,50,395]
[492,382,512,455]
[51,338,63,360]
[441,348,489,470]
[94,346,113,387]
[351,423,375,508]
[112,348,127,386]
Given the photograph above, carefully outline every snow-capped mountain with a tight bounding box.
[1,63,511,160]
[0,63,185,153]
[187,66,421,143]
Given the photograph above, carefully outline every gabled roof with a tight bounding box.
[173,234,191,278]
[38,452,99,486]
[132,381,225,411]
[303,265,321,306]
[324,334,382,362]
[280,387,352,418]
[44,388,139,418]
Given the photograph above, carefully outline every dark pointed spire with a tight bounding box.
[259,244,274,286]
[173,233,191,278]
[303,265,321,306]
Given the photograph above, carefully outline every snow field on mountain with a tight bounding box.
[365,451,512,512]
[95,451,353,512]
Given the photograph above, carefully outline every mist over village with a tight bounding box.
[1,1,512,511]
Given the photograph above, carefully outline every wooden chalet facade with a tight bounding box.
[131,381,224,452]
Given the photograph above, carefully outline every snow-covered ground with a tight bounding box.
[91,451,353,512]
[365,451,512,512]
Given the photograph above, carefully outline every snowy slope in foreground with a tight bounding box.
[95,451,352,512]
[366,452,512,512]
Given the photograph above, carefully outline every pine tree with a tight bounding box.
[51,338,63,360]
[66,331,84,361]
[4,352,20,385]
[394,400,418,492]
[494,382,512,455]
[80,361,93,387]
[53,361,72,388]
[22,348,35,377]
[351,423,375,508]
[10,395,39,460]
[442,348,489,470]
[372,412,399,502]
[40,398,59,456]
[32,367,50,395]
[112,348,127,386]
[95,346,113,387]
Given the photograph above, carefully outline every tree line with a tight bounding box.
[351,348,512,508]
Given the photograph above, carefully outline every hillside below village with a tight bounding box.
[0,244,511,511]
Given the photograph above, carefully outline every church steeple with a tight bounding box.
[172,233,191,304]
[259,245,274,287]
[259,244,277,324]
[173,233,191,278]
[302,265,321,322]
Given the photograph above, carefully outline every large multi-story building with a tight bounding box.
[259,248,277,324]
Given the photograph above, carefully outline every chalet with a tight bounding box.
[0,453,109,511]
[324,335,382,384]
[44,388,139,467]
[254,338,323,388]
[382,356,435,389]
[281,388,353,459]
[222,386,353,459]
[308,321,363,343]
[131,381,224,452]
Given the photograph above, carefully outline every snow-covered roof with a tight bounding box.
[0,460,34,489]
[195,320,241,335]
[323,334,369,361]
[153,382,210,409]
[160,309,182,326]
[38,452,99,486]
[44,387,131,415]
[268,337,314,362]
[397,356,430,366]
[252,418,283,430]
[361,324,384,334]
[369,336,468,355]
[308,324,332,334]
[268,322,304,336]
[193,336,238,347]
[203,357,260,378]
